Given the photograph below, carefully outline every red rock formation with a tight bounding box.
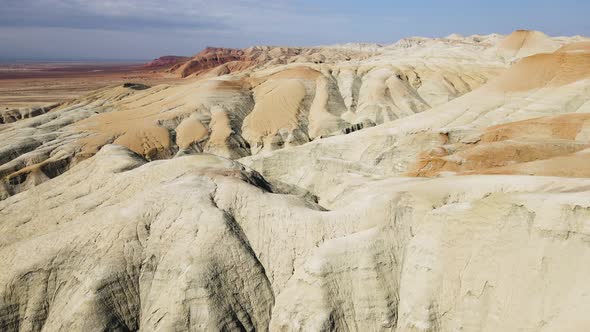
[144,55,191,69]
[173,47,247,77]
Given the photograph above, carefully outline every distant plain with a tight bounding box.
[0,62,180,109]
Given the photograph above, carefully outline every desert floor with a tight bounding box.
[0,61,180,109]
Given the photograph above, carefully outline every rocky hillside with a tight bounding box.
[144,55,192,69]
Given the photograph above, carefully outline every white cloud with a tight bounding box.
[0,0,302,31]
[0,0,407,59]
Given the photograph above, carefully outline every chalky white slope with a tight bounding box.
[1,30,590,331]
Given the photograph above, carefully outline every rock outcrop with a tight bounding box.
[144,55,191,69]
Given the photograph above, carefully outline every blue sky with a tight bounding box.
[1,0,588,60]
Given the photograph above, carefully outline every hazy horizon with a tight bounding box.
[0,57,152,62]
[2,0,589,61]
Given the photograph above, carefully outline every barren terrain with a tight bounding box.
[2,30,590,331]
[0,62,180,109]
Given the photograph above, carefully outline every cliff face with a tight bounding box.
[168,45,374,78]
[144,55,191,69]
[2,31,590,331]
[171,47,246,77]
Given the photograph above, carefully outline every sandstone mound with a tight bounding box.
[555,41,590,53]
[498,29,560,59]
[490,51,590,91]
[408,113,590,177]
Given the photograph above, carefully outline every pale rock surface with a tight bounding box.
[2,145,590,331]
[1,30,590,332]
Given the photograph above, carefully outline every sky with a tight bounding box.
[1,0,589,61]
